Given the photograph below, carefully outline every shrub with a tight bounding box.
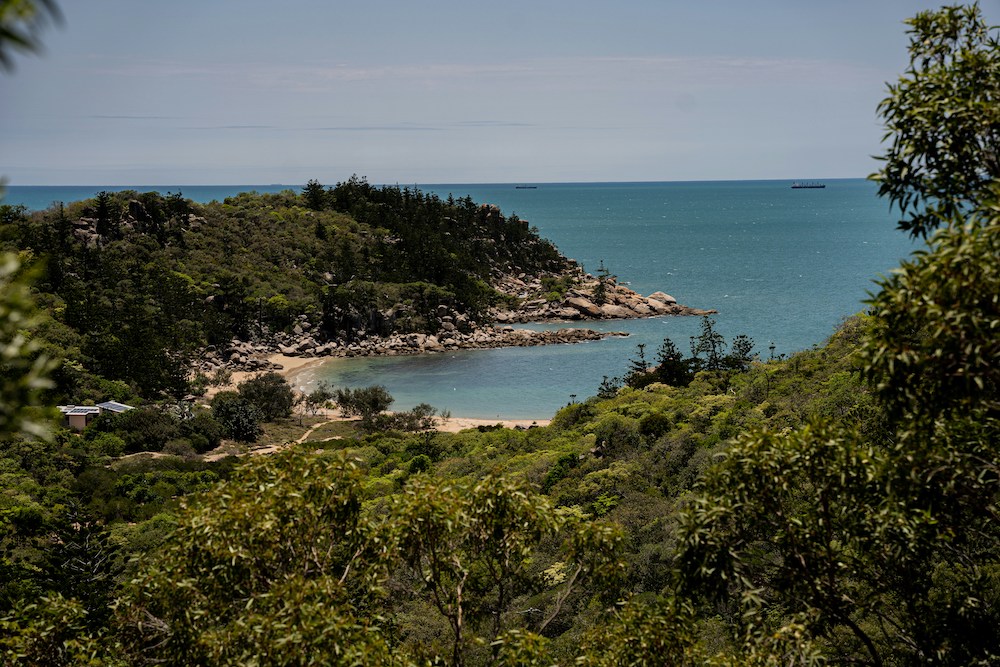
[237,372,294,421]
[210,392,263,443]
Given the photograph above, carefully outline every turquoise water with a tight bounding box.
[299,179,916,418]
[4,180,917,419]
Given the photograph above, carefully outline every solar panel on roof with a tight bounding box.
[97,401,133,412]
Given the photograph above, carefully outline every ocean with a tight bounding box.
[3,180,917,419]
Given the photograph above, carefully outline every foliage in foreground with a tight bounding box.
[872,3,1000,238]
[2,4,1000,665]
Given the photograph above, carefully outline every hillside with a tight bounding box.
[0,179,577,400]
[0,312,883,664]
[2,204,998,663]
[2,177,997,665]
[3,3,1000,664]
[1,177,712,404]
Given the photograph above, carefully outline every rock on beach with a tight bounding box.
[194,269,712,376]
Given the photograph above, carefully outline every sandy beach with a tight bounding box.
[434,416,550,432]
[217,353,551,432]
[244,353,328,390]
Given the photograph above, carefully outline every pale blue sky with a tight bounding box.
[1,1,991,185]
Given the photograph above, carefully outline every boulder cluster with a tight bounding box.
[68,199,205,246]
[195,321,625,376]
[194,269,712,376]
[492,273,715,323]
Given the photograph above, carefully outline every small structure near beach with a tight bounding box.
[58,401,134,431]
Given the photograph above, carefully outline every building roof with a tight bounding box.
[96,401,134,413]
[58,405,101,416]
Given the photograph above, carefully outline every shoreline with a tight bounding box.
[434,416,551,432]
[195,274,714,381]
[206,353,327,400]
[198,279,714,423]
[223,353,554,429]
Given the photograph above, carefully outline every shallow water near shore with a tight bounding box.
[294,179,917,418]
[9,179,918,419]
[290,320,698,420]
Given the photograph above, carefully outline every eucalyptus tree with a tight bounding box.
[872,3,1000,237]
[677,5,1000,664]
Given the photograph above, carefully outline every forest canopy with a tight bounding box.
[0,178,570,400]
[1,3,999,666]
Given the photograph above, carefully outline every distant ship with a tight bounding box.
[791,182,826,189]
[515,185,538,189]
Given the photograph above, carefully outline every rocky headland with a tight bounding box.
[490,270,715,323]
[195,267,715,377]
[42,190,714,380]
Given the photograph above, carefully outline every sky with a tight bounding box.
[1,0,994,186]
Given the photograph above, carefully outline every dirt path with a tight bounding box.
[294,413,355,443]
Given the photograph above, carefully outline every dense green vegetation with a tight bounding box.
[0,305,879,665]
[1,3,998,665]
[872,3,1000,238]
[0,177,569,400]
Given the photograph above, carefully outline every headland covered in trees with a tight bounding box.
[1,3,1000,666]
[1,176,712,403]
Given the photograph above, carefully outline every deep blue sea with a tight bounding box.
[4,180,917,419]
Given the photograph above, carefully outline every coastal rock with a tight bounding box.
[200,322,632,379]
[565,296,603,318]
[196,263,715,378]
[599,303,631,319]
[488,263,710,325]
[647,291,677,305]
[645,298,672,314]
[630,302,653,315]
[551,307,582,320]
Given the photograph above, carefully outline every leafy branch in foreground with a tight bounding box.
[872,2,1000,238]
[0,0,62,71]
[0,253,57,441]
[677,6,1000,663]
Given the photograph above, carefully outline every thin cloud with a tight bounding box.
[308,125,441,132]
[454,120,535,128]
[90,114,180,120]
[79,54,875,95]
[579,55,881,88]
[185,125,277,130]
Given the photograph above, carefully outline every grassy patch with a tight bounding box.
[306,418,361,441]
[259,414,328,447]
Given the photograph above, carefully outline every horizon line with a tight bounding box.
[6,176,868,189]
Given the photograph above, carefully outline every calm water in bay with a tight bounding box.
[5,180,917,419]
